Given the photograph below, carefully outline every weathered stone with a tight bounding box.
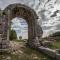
[56,54,60,60]
[42,41,52,47]
[0,3,43,50]
[6,56,11,60]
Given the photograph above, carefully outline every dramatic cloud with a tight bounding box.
[37,0,60,37]
[0,0,60,38]
[11,17,28,39]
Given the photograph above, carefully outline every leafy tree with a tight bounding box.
[49,31,60,41]
[50,31,60,37]
[19,36,22,40]
[9,29,17,40]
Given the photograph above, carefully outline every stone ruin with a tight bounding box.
[0,3,60,60]
[0,3,43,50]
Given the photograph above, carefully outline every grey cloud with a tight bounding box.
[0,0,60,37]
[55,24,60,30]
[42,26,52,30]
[51,10,60,17]
[0,0,30,10]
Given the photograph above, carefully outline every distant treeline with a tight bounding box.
[42,31,60,41]
[49,31,60,37]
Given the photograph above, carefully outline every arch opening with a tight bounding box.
[10,17,28,41]
[1,3,43,49]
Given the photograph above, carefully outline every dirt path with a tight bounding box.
[9,41,26,55]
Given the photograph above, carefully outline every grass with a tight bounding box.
[11,39,27,43]
[52,41,60,49]
[0,48,52,60]
[0,41,53,60]
[48,41,60,49]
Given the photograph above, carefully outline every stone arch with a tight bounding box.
[2,3,43,49]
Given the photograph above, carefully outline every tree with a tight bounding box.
[50,31,60,37]
[49,31,60,41]
[19,36,22,40]
[9,29,17,40]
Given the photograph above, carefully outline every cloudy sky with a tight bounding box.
[0,0,60,38]
[11,17,28,39]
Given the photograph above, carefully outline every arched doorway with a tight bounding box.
[1,3,43,49]
[10,17,28,40]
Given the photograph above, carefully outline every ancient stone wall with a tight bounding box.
[0,3,43,50]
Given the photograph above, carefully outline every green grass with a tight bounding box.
[0,48,52,60]
[12,39,27,43]
[48,41,60,49]
[0,41,53,60]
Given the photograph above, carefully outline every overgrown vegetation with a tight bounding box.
[48,41,60,49]
[42,31,60,49]
[0,41,52,60]
[49,31,60,37]
[9,29,17,40]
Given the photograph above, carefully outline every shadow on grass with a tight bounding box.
[0,42,56,60]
